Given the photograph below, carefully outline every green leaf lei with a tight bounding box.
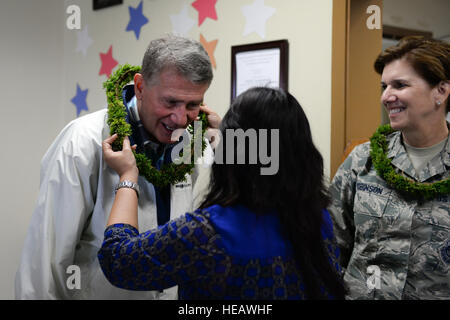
[103,64,208,188]
[370,124,450,200]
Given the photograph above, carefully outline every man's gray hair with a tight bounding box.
[141,34,213,86]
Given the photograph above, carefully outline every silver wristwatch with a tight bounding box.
[115,180,140,198]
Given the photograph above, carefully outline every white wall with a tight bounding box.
[0,0,65,299]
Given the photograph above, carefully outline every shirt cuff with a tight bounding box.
[104,223,139,238]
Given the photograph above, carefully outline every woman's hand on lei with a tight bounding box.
[103,134,139,182]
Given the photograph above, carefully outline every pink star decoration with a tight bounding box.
[99,45,118,77]
[192,0,218,26]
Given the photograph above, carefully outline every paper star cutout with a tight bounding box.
[192,0,218,26]
[76,25,93,57]
[71,84,89,117]
[126,0,149,40]
[241,0,276,38]
[170,4,195,36]
[200,34,218,69]
[99,45,118,77]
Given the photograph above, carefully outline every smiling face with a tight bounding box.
[134,68,210,144]
[381,58,444,134]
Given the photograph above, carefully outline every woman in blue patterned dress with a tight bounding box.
[98,87,346,299]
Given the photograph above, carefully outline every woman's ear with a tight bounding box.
[437,80,450,97]
[434,81,450,108]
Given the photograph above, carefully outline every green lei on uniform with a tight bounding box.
[370,124,450,200]
[103,64,208,188]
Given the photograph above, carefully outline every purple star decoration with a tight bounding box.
[126,0,149,40]
[71,84,89,117]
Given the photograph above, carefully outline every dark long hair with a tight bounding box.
[200,87,346,299]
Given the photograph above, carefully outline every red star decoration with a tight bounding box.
[200,34,218,69]
[99,45,118,77]
[192,0,218,26]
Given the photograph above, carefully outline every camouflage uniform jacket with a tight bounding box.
[329,130,449,299]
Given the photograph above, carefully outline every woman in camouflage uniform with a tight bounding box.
[329,36,449,299]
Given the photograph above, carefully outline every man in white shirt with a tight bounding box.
[15,34,219,299]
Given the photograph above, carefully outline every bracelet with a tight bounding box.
[115,180,140,198]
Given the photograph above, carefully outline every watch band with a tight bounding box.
[115,180,140,198]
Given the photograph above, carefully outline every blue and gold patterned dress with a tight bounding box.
[98,204,341,299]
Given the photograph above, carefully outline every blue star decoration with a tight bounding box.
[126,0,149,40]
[71,84,89,117]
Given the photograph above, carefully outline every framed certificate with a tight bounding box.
[231,40,289,101]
